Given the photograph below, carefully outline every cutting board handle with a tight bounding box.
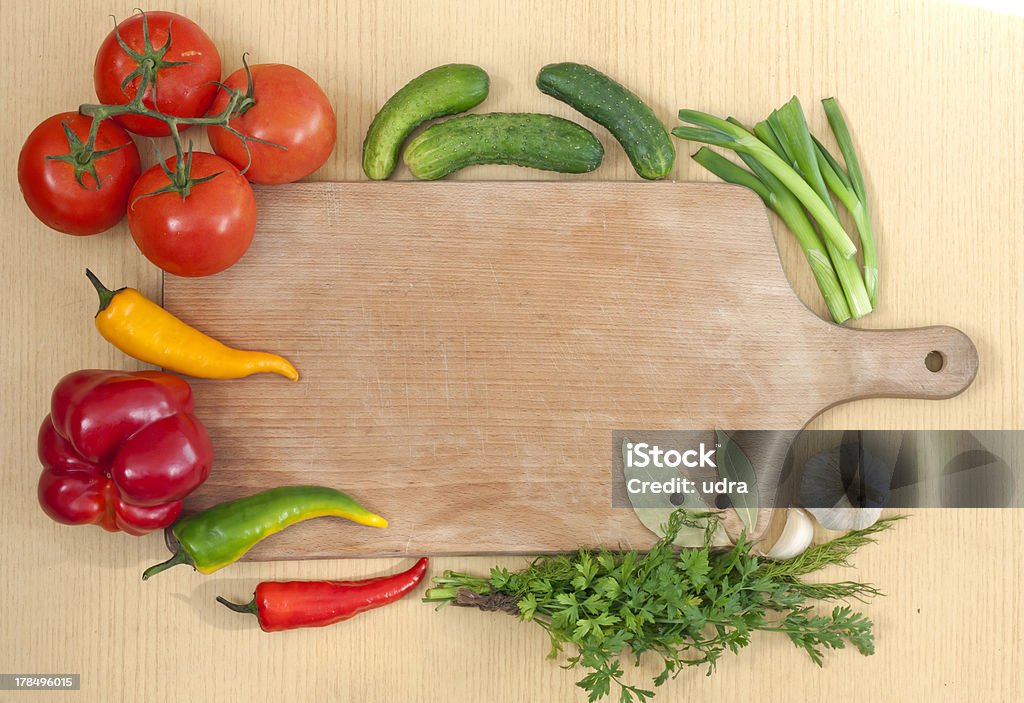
[828,325,979,401]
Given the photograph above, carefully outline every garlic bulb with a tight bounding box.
[765,507,814,560]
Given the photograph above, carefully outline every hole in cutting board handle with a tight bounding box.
[925,350,945,373]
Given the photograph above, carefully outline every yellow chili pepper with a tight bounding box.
[86,269,299,381]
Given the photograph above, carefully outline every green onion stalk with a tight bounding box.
[820,97,878,306]
[672,97,877,323]
[691,147,852,324]
[755,106,870,320]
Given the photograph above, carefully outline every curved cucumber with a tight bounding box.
[537,62,675,180]
[362,64,490,180]
[403,113,604,179]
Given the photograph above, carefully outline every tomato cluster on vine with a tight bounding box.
[17,10,337,278]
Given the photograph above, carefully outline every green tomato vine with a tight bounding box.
[70,10,279,198]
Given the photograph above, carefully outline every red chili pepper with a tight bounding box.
[217,558,429,632]
[37,369,214,535]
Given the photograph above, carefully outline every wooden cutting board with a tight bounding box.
[163,182,978,559]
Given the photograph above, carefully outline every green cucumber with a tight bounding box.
[403,113,604,180]
[536,62,675,180]
[362,64,490,180]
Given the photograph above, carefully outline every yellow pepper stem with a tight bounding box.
[86,268,123,314]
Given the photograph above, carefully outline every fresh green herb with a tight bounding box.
[673,97,878,323]
[425,510,901,702]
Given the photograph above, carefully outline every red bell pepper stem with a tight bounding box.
[217,557,429,632]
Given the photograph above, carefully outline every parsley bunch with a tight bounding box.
[424,511,900,702]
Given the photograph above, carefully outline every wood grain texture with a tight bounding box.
[164,181,977,556]
[1,1,1021,702]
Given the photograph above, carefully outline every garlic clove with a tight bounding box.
[799,441,889,532]
[807,496,883,531]
[764,507,814,560]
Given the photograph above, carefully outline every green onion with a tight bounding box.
[812,135,852,191]
[692,148,851,324]
[753,118,789,160]
[821,98,878,305]
[768,99,835,218]
[674,97,878,322]
[674,109,858,259]
[812,140,877,306]
[747,112,872,320]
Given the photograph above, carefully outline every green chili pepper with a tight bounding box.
[142,486,388,580]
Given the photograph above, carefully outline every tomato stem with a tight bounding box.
[77,11,285,196]
[46,120,128,190]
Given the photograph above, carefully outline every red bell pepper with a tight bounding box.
[37,369,214,535]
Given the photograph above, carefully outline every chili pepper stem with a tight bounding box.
[85,269,125,315]
[216,596,258,615]
[142,550,190,580]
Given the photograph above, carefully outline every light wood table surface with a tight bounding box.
[1,1,1021,701]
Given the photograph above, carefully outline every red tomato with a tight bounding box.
[94,11,221,137]
[127,152,256,277]
[18,112,142,236]
[207,63,337,184]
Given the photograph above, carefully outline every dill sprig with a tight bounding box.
[758,516,904,579]
[424,510,901,702]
